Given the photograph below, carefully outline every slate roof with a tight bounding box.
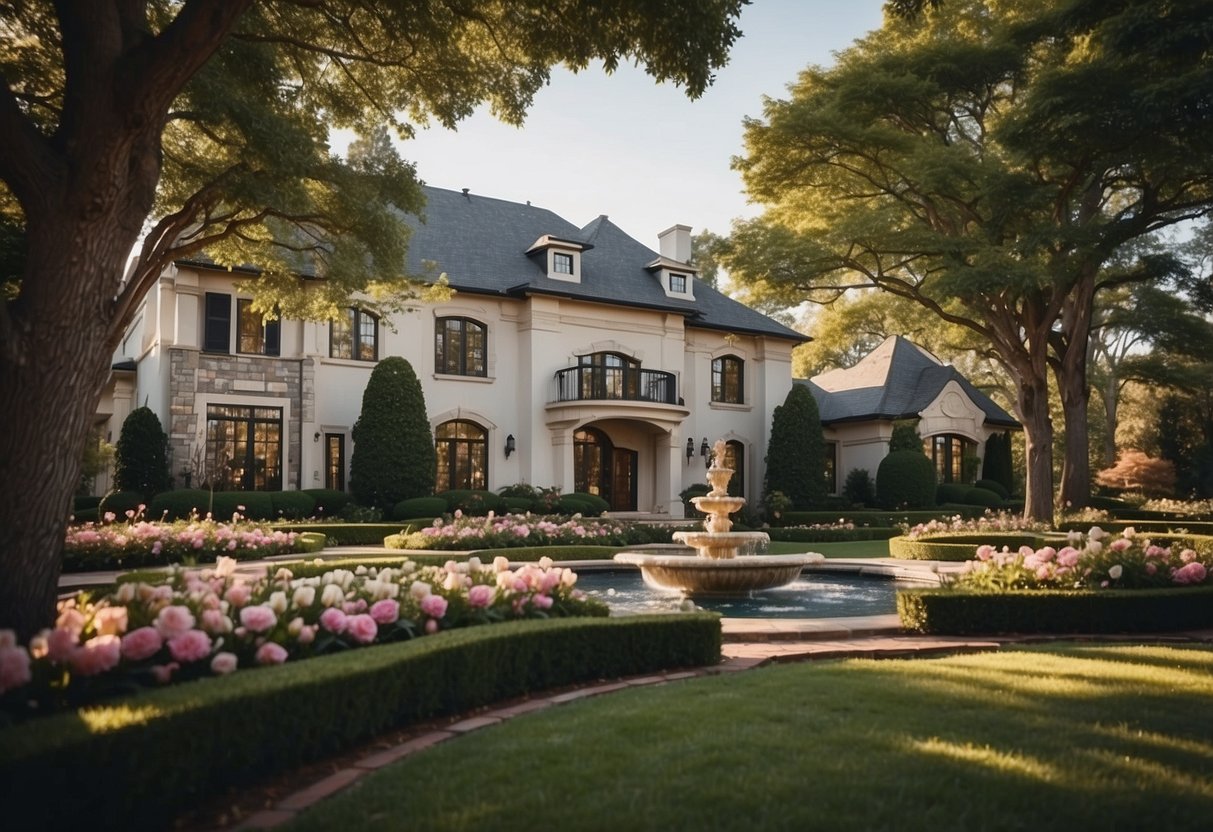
[797,336,1019,428]
[403,186,806,342]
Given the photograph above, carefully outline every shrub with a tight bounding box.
[63,517,298,571]
[436,489,505,516]
[1096,450,1177,498]
[301,488,350,518]
[498,483,540,500]
[889,533,1049,561]
[209,490,275,521]
[393,496,450,521]
[148,489,214,520]
[935,483,969,504]
[502,497,534,514]
[73,495,102,512]
[764,385,827,509]
[97,490,145,520]
[568,491,609,516]
[680,483,711,517]
[556,495,593,516]
[270,491,316,520]
[113,406,171,496]
[974,478,1009,499]
[72,508,99,524]
[888,420,922,452]
[843,468,876,506]
[876,450,936,509]
[295,532,327,553]
[981,431,1015,494]
[274,523,409,546]
[350,357,435,508]
[963,487,1003,508]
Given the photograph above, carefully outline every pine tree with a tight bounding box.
[350,358,435,508]
[764,385,826,509]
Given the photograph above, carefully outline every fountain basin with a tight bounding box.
[613,552,824,595]
[670,530,772,560]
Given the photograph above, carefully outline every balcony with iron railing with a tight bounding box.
[553,365,680,406]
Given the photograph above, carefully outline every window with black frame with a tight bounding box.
[578,352,638,399]
[711,355,744,404]
[330,308,378,361]
[236,299,280,356]
[435,420,488,491]
[434,317,487,376]
[205,405,282,491]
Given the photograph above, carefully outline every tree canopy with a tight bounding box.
[0,0,746,638]
[724,0,1213,520]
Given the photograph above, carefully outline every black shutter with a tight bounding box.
[265,316,280,356]
[204,293,231,353]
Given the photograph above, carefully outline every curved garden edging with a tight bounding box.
[0,614,720,831]
[887,533,1059,561]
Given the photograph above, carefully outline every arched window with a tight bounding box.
[435,420,488,491]
[711,355,744,404]
[435,317,487,377]
[724,440,745,498]
[330,308,378,361]
[578,352,639,399]
[926,434,976,484]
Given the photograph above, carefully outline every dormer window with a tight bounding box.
[526,234,591,283]
[554,252,574,275]
[669,273,687,294]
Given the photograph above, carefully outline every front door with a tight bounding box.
[611,449,637,511]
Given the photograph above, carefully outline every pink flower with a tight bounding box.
[56,607,86,637]
[121,626,164,662]
[168,629,212,663]
[425,619,439,635]
[345,614,378,644]
[319,607,348,634]
[225,583,252,607]
[155,605,196,639]
[200,609,230,634]
[369,599,400,625]
[255,642,289,665]
[92,606,128,637]
[150,663,179,684]
[297,625,316,645]
[46,628,78,662]
[420,594,448,619]
[532,594,554,610]
[468,584,494,608]
[1109,538,1131,553]
[239,605,277,634]
[0,646,32,693]
[68,634,122,676]
[211,652,238,675]
[1173,562,1208,585]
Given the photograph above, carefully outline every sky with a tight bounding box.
[335,0,887,249]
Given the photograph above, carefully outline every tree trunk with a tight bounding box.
[1101,375,1119,468]
[1056,362,1092,510]
[1017,372,1055,522]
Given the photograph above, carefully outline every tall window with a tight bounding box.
[574,427,610,498]
[325,433,345,491]
[711,355,744,404]
[578,352,638,400]
[330,308,378,361]
[724,440,745,498]
[435,420,488,491]
[205,405,282,491]
[553,252,574,274]
[203,292,232,353]
[434,317,487,376]
[824,441,838,494]
[927,434,974,484]
[237,299,280,356]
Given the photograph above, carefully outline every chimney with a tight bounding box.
[658,224,692,264]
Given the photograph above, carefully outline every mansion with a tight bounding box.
[96,186,1016,516]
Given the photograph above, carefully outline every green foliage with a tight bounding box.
[888,421,922,453]
[435,489,505,516]
[502,497,534,514]
[766,526,899,543]
[568,492,610,516]
[350,357,435,509]
[210,491,275,521]
[889,533,1049,562]
[393,496,450,521]
[962,487,1003,509]
[842,468,876,507]
[0,615,721,830]
[980,433,1015,494]
[935,483,969,504]
[270,491,316,520]
[764,385,827,509]
[876,451,937,510]
[974,478,1009,500]
[898,586,1213,635]
[97,491,145,519]
[781,508,985,527]
[295,532,327,554]
[274,523,411,546]
[301,489,351,518]
[680,483,712,517]
[77,427,115,496]
[147,489,214,521]
[112,407,171,496]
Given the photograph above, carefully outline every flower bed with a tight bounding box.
[900,511,1050,540]
[897,526,1213,634]
[888,533,1055,561]
[388,511,674,551]
[0,555,605,716]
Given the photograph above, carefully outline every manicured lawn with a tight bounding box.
[768,539,891,558]
[287,644,1213,831]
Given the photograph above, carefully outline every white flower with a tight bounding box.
[1109,565,1123,580]
[268,591,288,614]
[214,556,238,578]
[493,556,510,573]
[292,586,316,608]
[410,580,432,600]
[320,583,344,607]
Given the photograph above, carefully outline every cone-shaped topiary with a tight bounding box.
[888,420,923,452]
[876,449,937,509]
[350,357,435,508]
[763,384,827,509]
[981,431,1015,494]
[113,406,171,496]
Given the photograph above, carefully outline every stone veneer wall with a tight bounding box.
[169,348,313,490]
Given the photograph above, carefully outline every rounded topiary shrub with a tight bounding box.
[557,495,593,516]
[876,450,937,509]
[271,491,316,520]
[975,478,1009,499]
[113,406,171,496]
[98,490,146,520]
[350,357,435,509]
[393,496,449,521]
[936,483,970,504]
[148,489,214,520]
[301,488,351,518]
[210,490,274,520]
[963,486,1004,508]
[502,497,534,514]
[568,491,609,516]
[843,468,876,506]
[436,489,504,516]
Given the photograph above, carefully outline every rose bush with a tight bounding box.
[950,526,1213,592]
[0,554,604,717]
[394,510,671,550]
[902,511,1049,540]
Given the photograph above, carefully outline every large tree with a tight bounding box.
[0,0,745,638]
[724,0,1213,521]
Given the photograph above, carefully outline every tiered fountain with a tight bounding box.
[614,439,822,594]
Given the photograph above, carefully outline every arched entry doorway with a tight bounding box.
[574,426,637,511]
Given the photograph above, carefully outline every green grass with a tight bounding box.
[287,644,1213,831]
[767,539,890,558]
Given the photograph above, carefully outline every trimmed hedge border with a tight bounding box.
[767,527,900,543]
[0,614,721,831]
[1057,519,1213,536]
[897,585,1213,635]
[780,508,986,527]
[887,533,1055,561]
[273,522,414,545]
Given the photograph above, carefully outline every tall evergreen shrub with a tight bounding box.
[350,357,435,508]
[763,384,826,509]
[888,420,922,452]
[876,449,937,509]
[113,406,171,496]
[981,432,1015,494]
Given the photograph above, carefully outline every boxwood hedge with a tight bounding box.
[0,614,721,831]
[888,533,1055,561]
